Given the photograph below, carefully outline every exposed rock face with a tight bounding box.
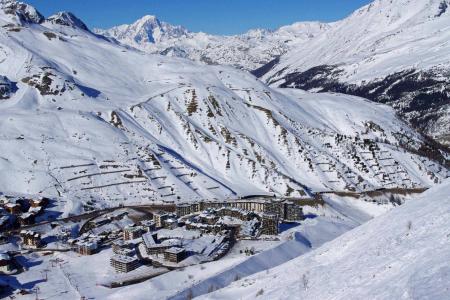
[274,66,450,145]
[47,12,89,31]
[1,0,44,24]
[0,75,15,99]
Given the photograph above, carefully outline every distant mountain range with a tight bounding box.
[96,0,450,145]
[95,17,330,71]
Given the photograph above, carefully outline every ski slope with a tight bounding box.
[200,179,450,300]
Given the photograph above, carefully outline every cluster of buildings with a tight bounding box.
[7,197,304,275]
[176,198,304,237]
[176,198,303,222]
[0,196,49,230]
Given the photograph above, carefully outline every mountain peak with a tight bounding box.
[47,11,89,31]
[1,0,44,24]
[136,14,160,23]
[97,14,189,45]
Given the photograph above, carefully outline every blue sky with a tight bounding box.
[27,0,372,34]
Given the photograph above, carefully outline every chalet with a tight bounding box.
[28,206,43,216]
[21,231,42,248]
[18,212,35,226]
[0,253,13,273]
[110,255,139,273]
[30,197,49,208]
[5,203,21,215]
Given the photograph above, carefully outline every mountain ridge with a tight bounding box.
[95,15,331,70]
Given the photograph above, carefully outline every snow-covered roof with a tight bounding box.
[20,212,33,219]
[77,240,98,249]
[0,216,10,225]
[160,239,181,247]
[140,220,155,226]
[111,255,138,264]
[142,232,156,248]
[157,228,200,240]
[28,206,42,214]
[0,253,10,261]
[165,247,185,255]
[124,225,143,232]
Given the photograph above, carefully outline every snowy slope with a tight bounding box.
[96,1,450,143]
[95,17,331,71]
[257,0,450,143]
[262,0,450,83]
[200,179,450,300]
[0,1,448,216]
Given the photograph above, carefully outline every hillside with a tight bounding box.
[0,1,448,217]
[255,0,450,145]
[96,1,450,145]
[199,178,450,300]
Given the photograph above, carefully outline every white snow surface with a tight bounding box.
[263,0,450,84]
[200,179,450,300]
[0,1,447,215]
[95,17,331,71]
[96,0,450,79]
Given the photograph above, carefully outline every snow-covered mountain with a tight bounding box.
[95,16,331,70]
[95,15,189,45]
[95,1,450,145]
[0,1,448,216]
[255,0,450,145]
[200,178,450,300]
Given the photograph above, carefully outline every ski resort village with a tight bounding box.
[0,0,450,299]
[0,191,309,294]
